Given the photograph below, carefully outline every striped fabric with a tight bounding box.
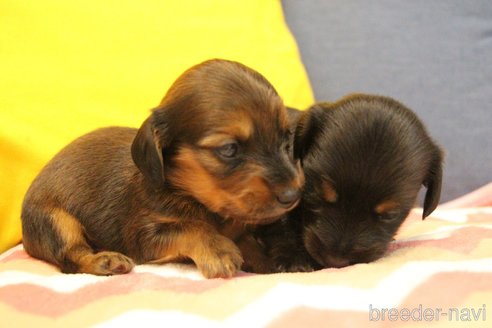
[1,186,491,327]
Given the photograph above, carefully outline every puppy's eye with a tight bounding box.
[374,201,400,223]
[376,213,398,222]
[216,142,238,159]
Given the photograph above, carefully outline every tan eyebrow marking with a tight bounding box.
[322,181,338,203]
[198,134,236,148]
[198,110,253,147]
[375,200,399,215]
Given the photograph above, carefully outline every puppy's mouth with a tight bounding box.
[240,215,283,225]
[304,229,390,268]
[218,209,285,225]
[310,251,383,269]
[316,251,386,269]
[320,254,351,268]
[218,198,299,225]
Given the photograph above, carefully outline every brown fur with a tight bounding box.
[21,59,303,278]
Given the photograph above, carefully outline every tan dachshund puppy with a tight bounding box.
[256,94,443,272]
[21,59,304,278]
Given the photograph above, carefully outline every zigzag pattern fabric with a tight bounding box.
[1,194,491,327]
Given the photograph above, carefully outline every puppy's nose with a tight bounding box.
[276,188,301,208]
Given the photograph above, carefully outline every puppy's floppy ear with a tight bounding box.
[131,114,167,188]
[294,104,325,161]
[422,147,444,219]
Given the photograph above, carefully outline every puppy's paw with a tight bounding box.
[241,261,274,274]
[88,251,135,275]
[195,235,243,279]
[273,256,317,273]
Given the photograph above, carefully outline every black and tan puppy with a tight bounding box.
[257,94,443,271]
[21,59,304,278]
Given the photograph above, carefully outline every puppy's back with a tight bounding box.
[22,127,139,253]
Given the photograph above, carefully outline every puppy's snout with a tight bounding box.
[323,254,350,269]
[275,188,301,208]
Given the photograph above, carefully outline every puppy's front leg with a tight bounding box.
[237,233,274,274]
[132,217,243,278]
[256,217,320,273]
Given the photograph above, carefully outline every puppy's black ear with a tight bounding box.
[422,147,444,219]
[131,113,167,188]
[294,104,326,161]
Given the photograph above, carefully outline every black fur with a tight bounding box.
[257,94,443,271]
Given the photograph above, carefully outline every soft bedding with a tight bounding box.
[1,184,491,327]
[2,2,490,327]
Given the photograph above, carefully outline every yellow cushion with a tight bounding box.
[0,0,314,253]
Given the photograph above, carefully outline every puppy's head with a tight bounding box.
[132,59,303,224]
[295,94,443,268]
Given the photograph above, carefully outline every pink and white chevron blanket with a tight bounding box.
[1,183,492,327]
